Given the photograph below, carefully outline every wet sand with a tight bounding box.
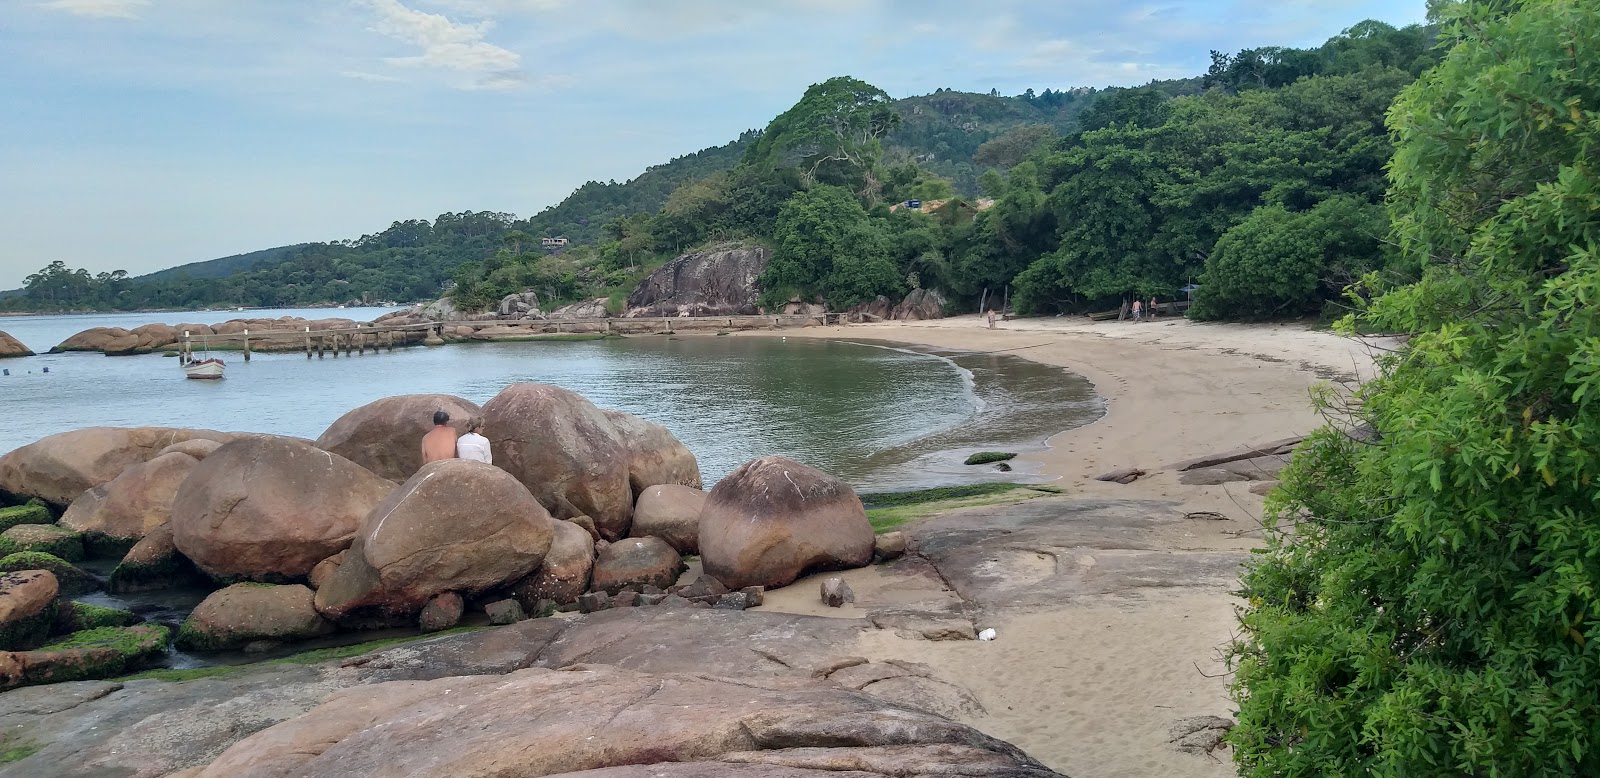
[737,315,1386,778]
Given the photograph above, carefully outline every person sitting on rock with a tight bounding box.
[421,410,459,464]
[456,416,492,464]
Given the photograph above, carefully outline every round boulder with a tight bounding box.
[699,456,874,590]
[177,584,334,651]
[0,427,231,507]
[60,452,199,549]
[628,484,706,555]
[511,519,595,606]
[0,570,58,651]
[170,436,395,582]
[156,439,223,460]
[602,410,703,496]
[0,331,33,359]
[590,536,683,595]
[314,394,483,482]
[482,384,634,540]
[314,460,554,624]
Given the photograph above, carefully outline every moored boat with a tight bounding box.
[182,357,225,380]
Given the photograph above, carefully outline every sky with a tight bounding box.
[0,0,1427,289]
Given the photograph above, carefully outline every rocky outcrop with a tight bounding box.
[483,384,635,539]
[602,410,703,496]
[510,519,595,607]
[496,290,542,318]
[700,456,875,590]
[893,288,947,320]
[548,298,611,319]
[177,584,334,650]
[185,664,1057,778]
[49,316,426,356]
[0,570,58,650]
[0,331,33,359]
[0,427,231,507]
[624,244,769,317]
[59,451,199,550]
[628,484,706,555]
[589,537,683,595]
[846,295,894,323]
[0,624,169,690]
[170,436,395,582]
[313,460,554,625]
[314,394,483,481]
[50,327,132,353]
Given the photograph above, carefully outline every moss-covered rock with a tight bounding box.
[0,553,99,596]
[177,583,334,651]
[107,524,200,593]
[0,571,58,651]
[0,625,170,689]
[0,525,84,562]
[53,601,137,634]
[962,452,1018,466]
[0,504,53,533]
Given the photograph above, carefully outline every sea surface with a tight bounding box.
[0,307,1103,492]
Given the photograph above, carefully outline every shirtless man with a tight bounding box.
[420,410,458,464]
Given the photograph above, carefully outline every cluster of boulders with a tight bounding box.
[846,288,949,322]
[49,316,428,357]
[622,243,768,318]
[0,329,33,359]
[0,384,888,688]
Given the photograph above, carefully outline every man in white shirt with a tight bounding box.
[456,416,493,464]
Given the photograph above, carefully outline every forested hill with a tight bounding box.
[4,17,1433,315]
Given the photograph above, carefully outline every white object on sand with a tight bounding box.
[978,628,997,641]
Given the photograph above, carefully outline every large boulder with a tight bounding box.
[893,288,947,320]
[496,290,541,318]
[129,323,180,351]
[0,427,231,507]
[845,295,894,323]
[170,436,395,582]
[510,519,595,607]
[157,438,224,460]
[548,298,611,319]
[184,665,1060,778]
[49,327,130,353]
[107,524,195,592]
[314,460,555,624]
[603,410,702,497]
[0,625,169,690]
[483,384,635,539]
[0,570,58,650]
[0,330,33,359]
[178,584,335,651]
[628,484,707,555]
[314,394,483,481]
[589,536,683,595]
[623,244,769,317]
[59,451,200,551]
[700,456,875,590]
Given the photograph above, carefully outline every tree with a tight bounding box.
[744,76,902,197]
[1229,2,1600,775]
[760,186,900,309]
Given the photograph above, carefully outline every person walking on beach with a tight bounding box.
[986,308,997,329]
[456,416,492,464]
[1131,299,1143,322]
[421,410,458,464]
[1148,297,1158,320]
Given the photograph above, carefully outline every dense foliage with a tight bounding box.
[1230,1,1600,774]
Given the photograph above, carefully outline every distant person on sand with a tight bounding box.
[456,416,492,464]
[1148,297,1158,320]
[986,309,997,329]
[421,410,458,464]
[1131,299,1143,322]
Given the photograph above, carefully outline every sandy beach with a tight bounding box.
[740,314,1385,778]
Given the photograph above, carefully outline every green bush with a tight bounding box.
[1228,3,1600,775]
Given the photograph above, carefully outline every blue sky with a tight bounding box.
[0,0,1427,289]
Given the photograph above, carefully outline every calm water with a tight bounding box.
[0,309,1102,491]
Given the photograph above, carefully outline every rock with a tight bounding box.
[0,553,98,596]
[590,537,683,595]
[156,438,224,460]
[418,592,463,632]
[50,326,131,354]
[420,297,457,320]
[846,295,894,323]
[673,573,730,600]
[185,664,1057,778]
[820,577,855,608]
[548,297,611,318]
[313,394,483,482]
[482,384,635,539]
[892,287,947,320]
[1218,455,1288,481]
[53,601,136,634]
[307,550,345,591]
[0,501,52,532]
[170,435,395,582]
[569,514,600,540]
[59,451,199,552]
[0,571,59,650]
[178,584,334,651]
[623,244,769,318]
[713,592,752,610]
[485,599,525,625]
[0,330,34,359]
[873,531,906,562]
[509,519,594,607]
[1167,436,1306,472]
[1168,715,1235,755]
[0,625,169,690]
[612,590,641,607]
[700,456,874,590]
[577,591,610,613]
[1178,468,1251,486]
[1093,466,1146,484]
[495,290,541,318]
[314,460,554,625]
[0,427,231,507]
[129,322,179,351]
[868,610,975,640]
[740,585,765,607]
[107,524,195,593]
[603,410,704,496]
[0,524,84,562]
[1249,480,1279,496]
[627,483,706,554]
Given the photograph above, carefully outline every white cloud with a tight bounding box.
[39,0,149,19]
[341,70,405,83]
[357,0,528,89]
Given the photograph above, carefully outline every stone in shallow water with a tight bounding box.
[820,577,855,608]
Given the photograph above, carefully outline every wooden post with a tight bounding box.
[242,329,251,362]
[182,332,190,363]
[556,321,562,334]
[386,329,394,352]
[357,327,365,356]
[605,319,612,335]
[305,327,312,358]
[317,334,325,358]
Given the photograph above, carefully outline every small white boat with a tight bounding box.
[182,357,225,380]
